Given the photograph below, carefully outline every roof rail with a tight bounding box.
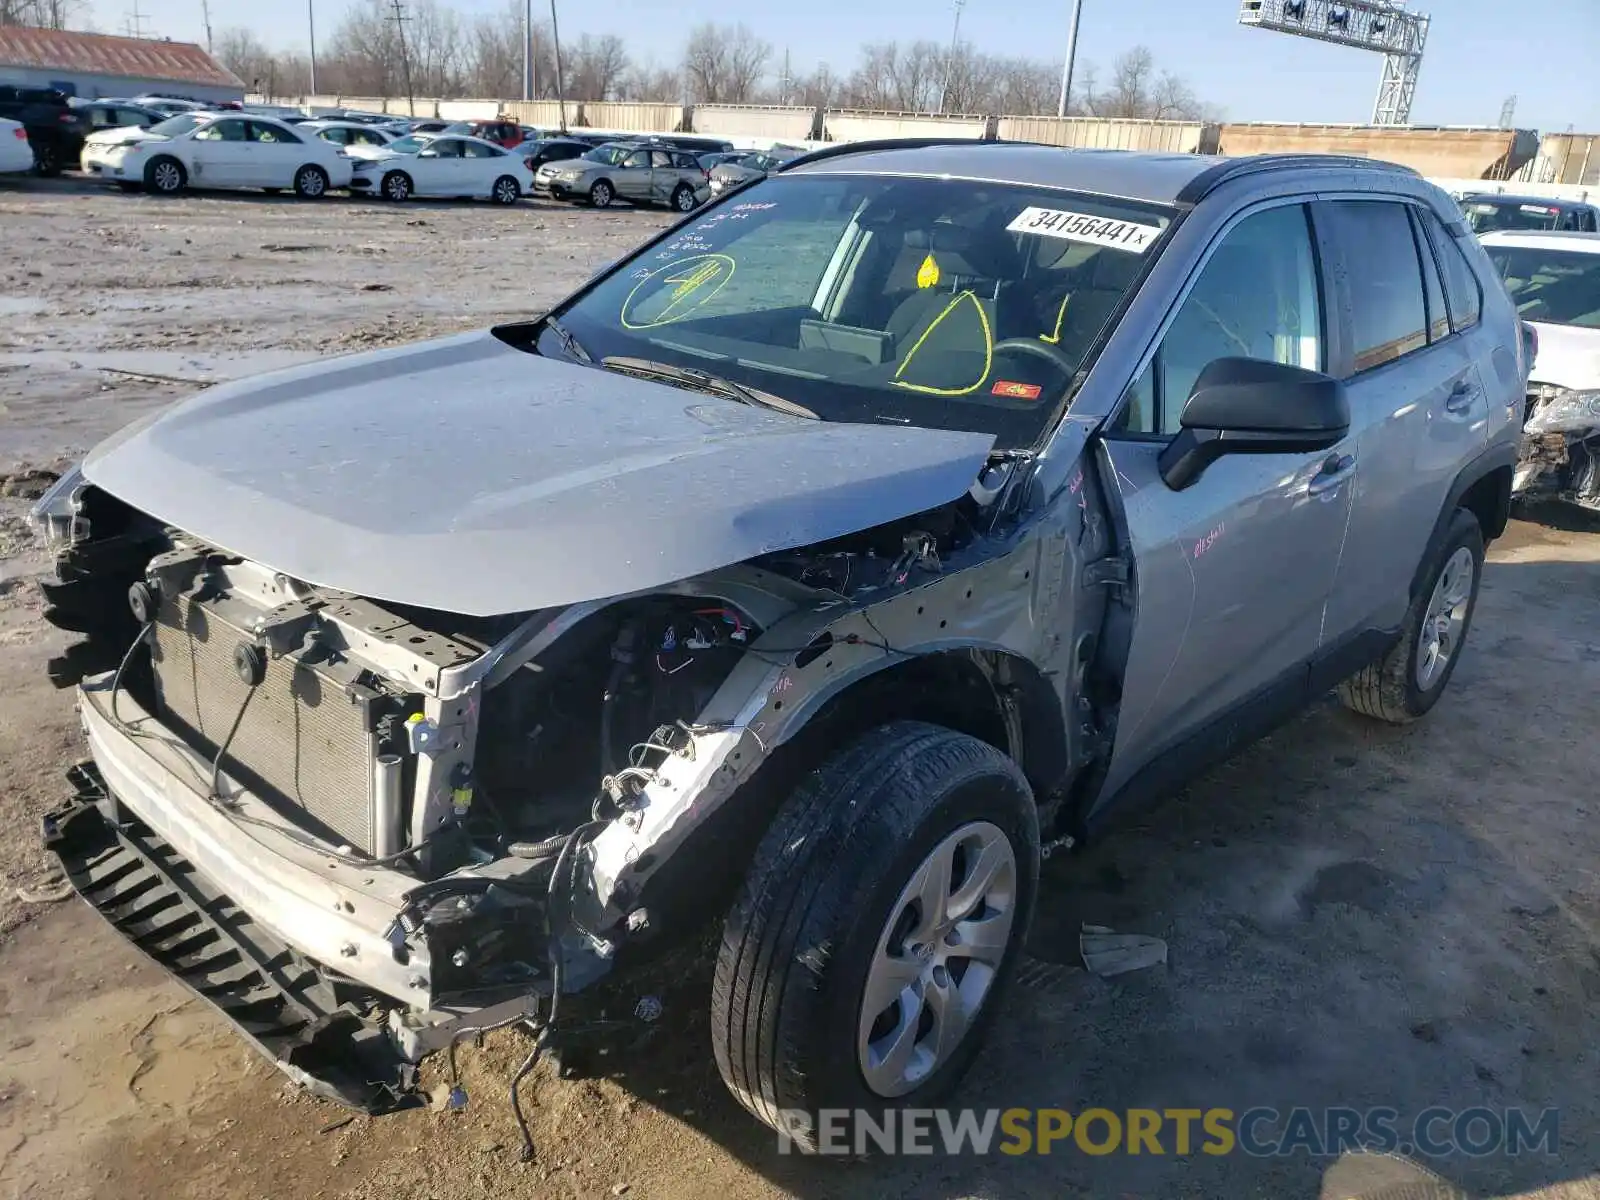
[778,135,1017,172]
[1176,154,1421,203]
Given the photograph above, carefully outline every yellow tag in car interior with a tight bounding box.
[916,253,941,289]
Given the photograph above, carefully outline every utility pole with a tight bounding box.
[1055,0,1084,118]
[548,0,567,130]
[388,0,415,117]
[780,47,791,107]
[122,0,150,38]
[522,0,532,102]
[200,0,212,54]
[937,0,965,115]
[307,0,318,95]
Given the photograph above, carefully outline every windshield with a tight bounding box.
[148,114,204,138]
[582,144,633,165]
[1463,199,1562,233]
[546,174,1172,448]
[1486,246,1600,328]
[386,134,433,154]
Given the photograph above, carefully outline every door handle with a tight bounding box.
[1307,452,1357,497]
[1444,379,1476,415]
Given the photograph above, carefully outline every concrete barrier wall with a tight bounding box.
[693,104,817,140]
[437,99,503,121]
[1218,123,1537,180]
[997,116,1219,154]
[822,110,991,142]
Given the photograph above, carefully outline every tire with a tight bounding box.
[31,138,61,177]
[381,170,411,202]
[1338,507,1484,724]
[293,164,329,198]
[588,179,614,208]
[144,156,186,196]
[670,183,696,213]
[711,720,1039,1149]
[491,175,521,205]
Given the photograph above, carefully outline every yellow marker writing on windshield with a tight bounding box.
[916,253,941,289]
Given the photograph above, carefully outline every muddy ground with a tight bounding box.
[1,178,1599,1200]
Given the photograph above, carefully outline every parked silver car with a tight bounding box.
[33,142,1523,1153]
[534,140,709,211]
[706,144,805,196]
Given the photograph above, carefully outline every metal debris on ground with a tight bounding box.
[1079,923,1168,977]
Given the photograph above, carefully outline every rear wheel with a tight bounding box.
[293,164,329,198]
[1338,507,1484,724]
[670,183,696,213]
[31,138,61,177]
[588,179,614,208]
[381,170,411,202]
[144,156,186,196]
[491,174,521,205]
[711,721,1038,1149]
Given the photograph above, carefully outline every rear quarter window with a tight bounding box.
[1419,209,1483,330]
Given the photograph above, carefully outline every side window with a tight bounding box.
[651,150,674,169]
[89,107,118,128]
[1117,203,1324,435]
[249,122,299,144]
[1408,207,1450,343]
[463,141,498,158]
[1326,200,1428,373]
[1420,209,1483,331]
[433,139,464,158]
[623,150,649,169]
[319,127,346,144]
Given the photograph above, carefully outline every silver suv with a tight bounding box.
[33,142,1523,1151]
[534,139,709,211]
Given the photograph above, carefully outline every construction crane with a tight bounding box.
[1238,0,1431,126]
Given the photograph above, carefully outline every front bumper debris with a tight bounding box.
[44,763,424,1113]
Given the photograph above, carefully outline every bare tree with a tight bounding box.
[618,60,682,103]
[567,33,629,101]
[0,0,84,29]
[681,22,770,104]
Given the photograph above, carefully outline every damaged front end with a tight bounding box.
[31,458,1044,1114]
[1513,384,1600,510]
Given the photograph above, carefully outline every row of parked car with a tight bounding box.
[0,87,810,210]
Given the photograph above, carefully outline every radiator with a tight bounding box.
[149,593,382,853]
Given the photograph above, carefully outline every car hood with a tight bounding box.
[1528,321,1600,391]
[82,330,995,616]
[85,126,165,148]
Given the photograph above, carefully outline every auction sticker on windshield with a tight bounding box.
[1006,207,1162,253]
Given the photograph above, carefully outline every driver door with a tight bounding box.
[1094,200,1357,807]
[188,117,251,185]
[413,137,467,195]
[613,149,652,201]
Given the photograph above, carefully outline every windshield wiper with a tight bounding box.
[600,356,818,419]
[537,313,591,363]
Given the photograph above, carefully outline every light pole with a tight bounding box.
[937,0,966,115]
[522,0,532,102]
[549,0,567,131]
[1055,0,1084,118]
[308,0,318,96]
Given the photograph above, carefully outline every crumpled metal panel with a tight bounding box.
[82,331,996,617]
[0,26,244,90]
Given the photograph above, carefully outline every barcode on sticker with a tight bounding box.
[1006,207,1162,253]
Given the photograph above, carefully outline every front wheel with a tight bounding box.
[588,179,614,208]
[711,721,1038,1148]
[491,174,521,205]
[144,156,186,195]
[31,139,62,177]
[1338,507,1484,724]
[381,170,412,202]
[293,164,329,198]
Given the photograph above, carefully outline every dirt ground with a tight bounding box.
[2,178,1600,1200]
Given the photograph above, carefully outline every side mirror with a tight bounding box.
[1158,357,1349,491]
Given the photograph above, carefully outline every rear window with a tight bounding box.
[1463,199,1562,233]
[1484,247,1600,328]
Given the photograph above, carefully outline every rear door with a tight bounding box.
[461,139,504,195]
[243,120,303,187]
[1096,198,1354,802]
[1314,198,1490,644]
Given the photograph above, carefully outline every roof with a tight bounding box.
[1461,193,1596,210]
[0,27,243,91]
[785,143,1417,206]
[1478,231,1600,253]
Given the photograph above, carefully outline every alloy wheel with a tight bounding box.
[857,821,1018,1098]
[1416,546,1475,691]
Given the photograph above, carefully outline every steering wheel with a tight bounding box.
[992,337,1078,375]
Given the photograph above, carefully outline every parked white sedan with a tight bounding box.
[349,134,534,203]
[0,118,33,176]
[81,112,353,197]
[298,119,397,153]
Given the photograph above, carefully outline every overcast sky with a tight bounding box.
[88,0,1600,132]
